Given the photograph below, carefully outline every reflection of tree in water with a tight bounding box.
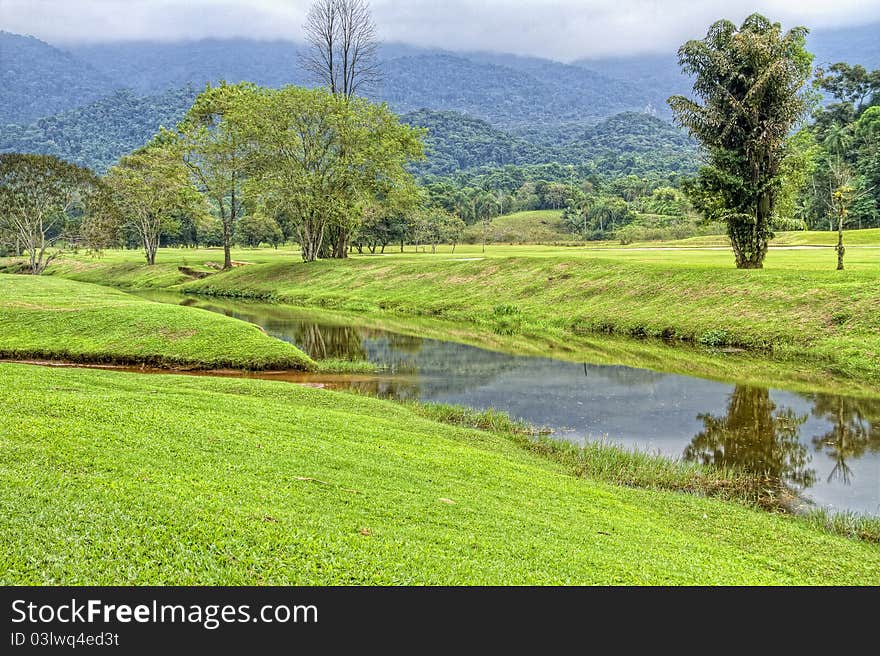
[295,323,366,361]
[684,386,815,489]
[809,395,880,485]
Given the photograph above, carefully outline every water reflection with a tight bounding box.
[809,395,880,485]
[137,292,880,515]
[684,386,814,488]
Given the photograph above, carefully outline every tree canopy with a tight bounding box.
[669,14,813,268]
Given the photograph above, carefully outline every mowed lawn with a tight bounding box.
[0,274,314,370]
[1,363,878,585]
[20,233,880,386]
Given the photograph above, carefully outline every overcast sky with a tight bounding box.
[3,0,880,60]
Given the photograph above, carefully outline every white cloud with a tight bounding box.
[2,0,879,59]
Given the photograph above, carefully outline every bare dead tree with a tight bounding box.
[302,0,382,98]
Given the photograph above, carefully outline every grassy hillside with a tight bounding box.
[0,274,313,370]
[2,363,877,585]
[635,228,880,248]
[179,249,880,385]
[463,210,573,244]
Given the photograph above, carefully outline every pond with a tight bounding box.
[142,292,880,516]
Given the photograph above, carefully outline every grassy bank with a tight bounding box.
[2,362,878,585]
[179,252,880,385]
[0,274,314,370]
[155,293,879,397]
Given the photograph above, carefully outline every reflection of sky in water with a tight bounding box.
[145,293,880,516]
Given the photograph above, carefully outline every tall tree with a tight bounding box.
[104,137,203,265]
[302,0,381,99]
[240,87,422,263]
[178,82,255,270]
[302,0,382,258]
[669,14,813,268]
[817,156,875,270]
[0,154,100,274]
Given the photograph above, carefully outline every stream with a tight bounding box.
[140,291,880,516]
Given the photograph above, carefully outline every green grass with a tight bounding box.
[463,210,575,244]
[0,274,314,370]
[19,239,880,387]
[2,362,878,585]
[178,250,880,386]
[632,227,880,248]
[407,403,784,510]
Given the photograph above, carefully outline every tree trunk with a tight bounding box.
[223,239,232,270]
[333,229,349,258]
[836,212,845,271]
[728,211,769,270]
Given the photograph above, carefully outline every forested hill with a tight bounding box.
[381,54,644,127]
[2,33,646,128]
[572,22,880,118]
[402,110,551,175]
[404,110,698,177]
[0,32,118,125]
[0,95,696,177]
[0,88,198,173]
[3,22,876,128]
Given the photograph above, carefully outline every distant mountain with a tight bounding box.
[67,39,310,95]
[0,32,119,125]
[381,54,643,127]
[0,20,871,175]
[68,41,646,127]
[0,87,197,173]
[573,22,880,113]
[1,94,696,179]
[809,22,880,68]
[404,109,698,177]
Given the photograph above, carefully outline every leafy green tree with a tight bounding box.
[0,153,101,274]
[104,137,203,265]
[418,208,466,254]
[774,128,819,229]
[178,82,256,269]
[669,14,813,268]
[814,63,880,113]
[817,157,874,270]
[236,213,284,248]
[239,87,423,262]
[562,194,635,239]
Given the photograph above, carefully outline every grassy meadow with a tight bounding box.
[0,274,314,370]
[2,362,879,585]
[2,230,879,585]
[15,232,878,387]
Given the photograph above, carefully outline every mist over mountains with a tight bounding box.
[1,21,877,176]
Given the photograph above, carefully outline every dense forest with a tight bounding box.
[0,87,199,173]
[0,92,697,178]
[1,19,878,250]
[0,31,118,124]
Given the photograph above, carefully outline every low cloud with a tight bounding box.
[3,0,879,60]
